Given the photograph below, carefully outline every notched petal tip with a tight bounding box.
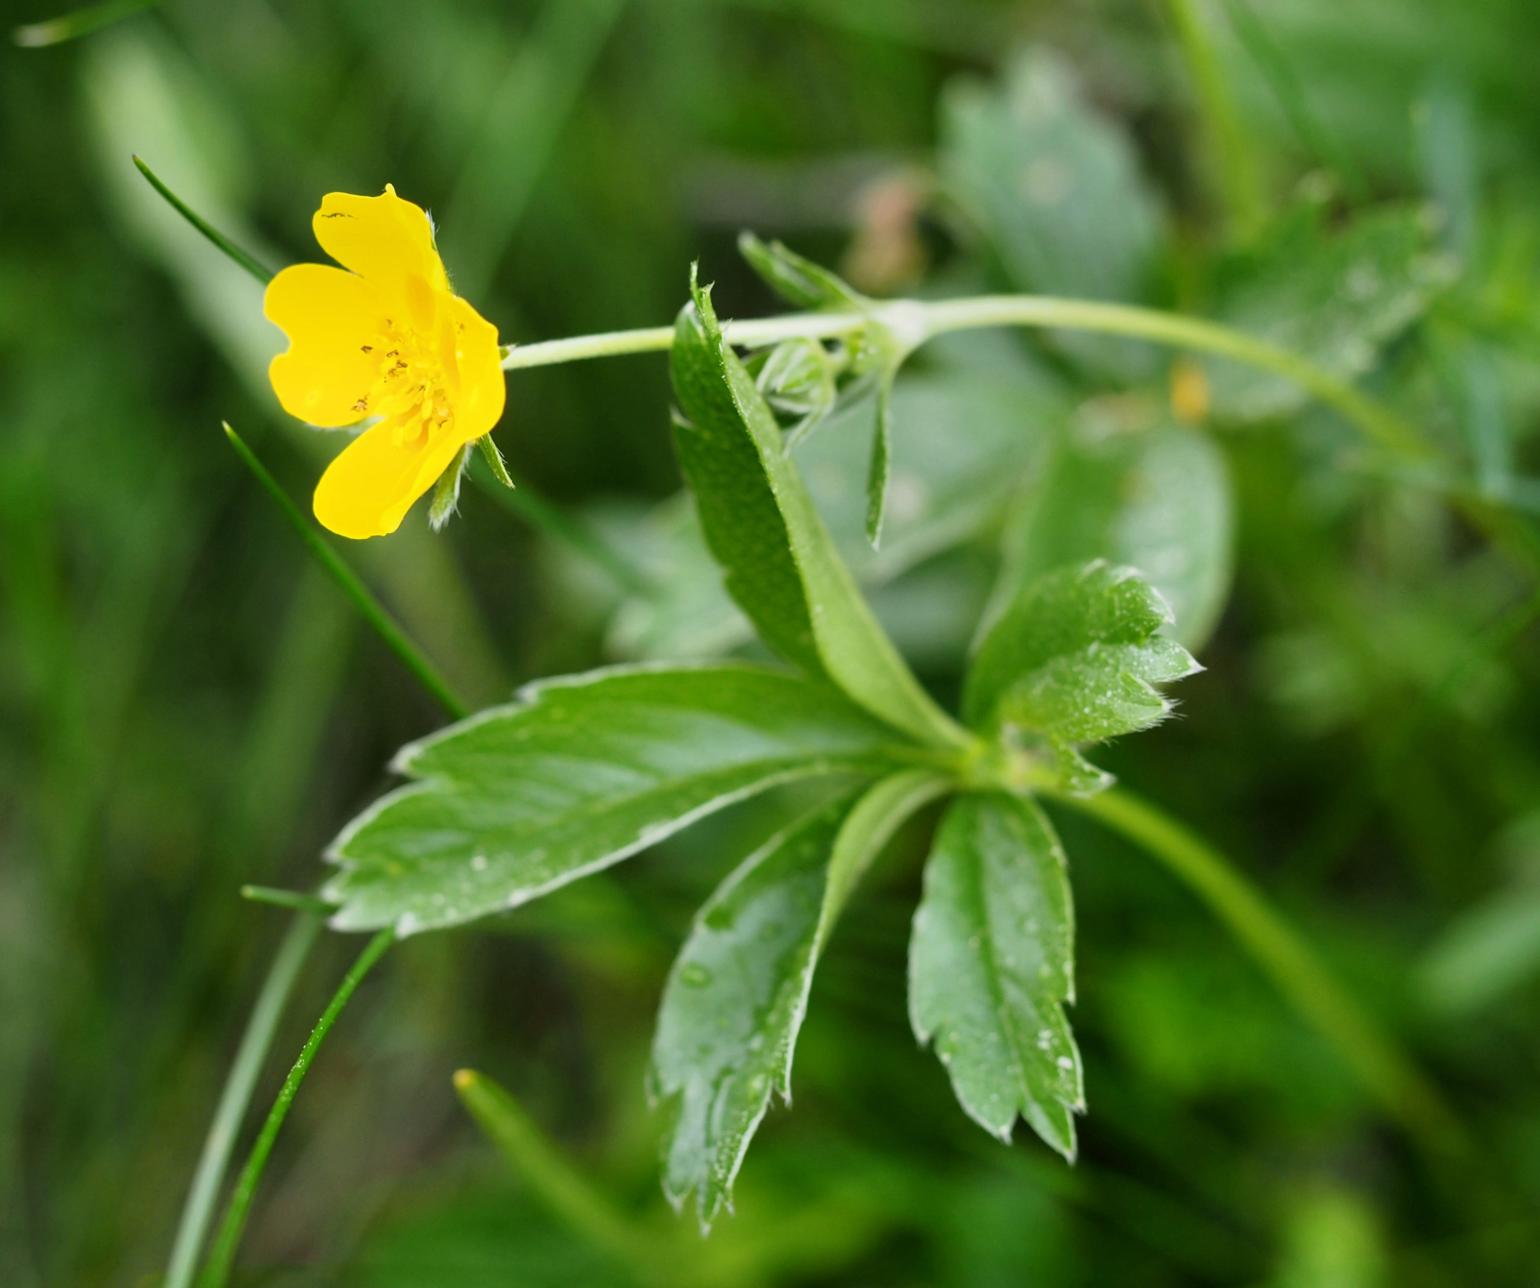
[312,185,449,301]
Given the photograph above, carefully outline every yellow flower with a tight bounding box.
[263,185,505,539]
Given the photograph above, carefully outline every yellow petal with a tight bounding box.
[443,294,507,445]
[264,264,386,427]
[312,418,466,540]
[312,185,449,315]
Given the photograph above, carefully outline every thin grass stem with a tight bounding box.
[196,928,394,1288]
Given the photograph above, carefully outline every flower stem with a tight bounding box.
[196,928,395,1288]
[164,912,323,1288]
[1054,786,1466,1160]
[500,311,868,370]
[499,296,1430,461]
[223,424,469,721]
[919,295,1430,458]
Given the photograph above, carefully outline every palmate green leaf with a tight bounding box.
[940,48,1166,382]
[995,414,1233,651]
[909,791,1081,1158]
[323,663,918,934]
[1202,202,1456,423]
[650,770,948,1229]
[965,562,1200,790]
[670,271,964,750]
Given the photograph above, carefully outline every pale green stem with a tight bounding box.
[500,310,868,371]
[499,296,1431,461]
[920,296,1429,458]
[164,913,322,1288]
[1164,0,1265,238]
[1054,786,1466,1160]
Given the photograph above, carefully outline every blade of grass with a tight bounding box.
[1163,0,1264,239]
[13,0,156,47]
[240,887,337,916]
[196,929,394,1288]
[164,912,322,1288]
[222,423,468,722]
[1222,0,1368,200]
[132,155,273,285]
[442,0,628,295]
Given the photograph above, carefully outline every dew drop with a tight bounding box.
[680,963,713,988]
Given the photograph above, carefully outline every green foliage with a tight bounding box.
[748,338,840,440]
[909,792,1080,1158]
[609,363,1056,661]
[739,232,869,313]
[966,561,1200,791]
[737,232,909,545]
[670,270,962,748]
[323,664,913,934]
[651,772,947,1228]
[18,6,1540,1283]
[1202,202,1456,422]
[940,47,1166,380]
[997,413,1233,650]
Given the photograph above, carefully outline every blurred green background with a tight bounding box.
[4,0,1540,1283]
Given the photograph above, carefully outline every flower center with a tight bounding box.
[353,316,451,448]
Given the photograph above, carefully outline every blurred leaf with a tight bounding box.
[1202,202,1456,422]
[964,563,1199,790]
[739,231,869,312]
[1419,881,1540,1016]
[670,272,960,747]
[940,48,1166,381]
[996,413,1234,650]
[323,664,913,933]
[651,771,947,1228]
[909,791,1081,1158]
[614,364,1056,659]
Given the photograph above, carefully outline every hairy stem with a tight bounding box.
[499,295,1429,460]
[1055,786,1466,1159]
[197,929,395,1288]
